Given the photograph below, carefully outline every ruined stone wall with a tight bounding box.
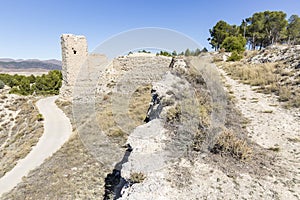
[60,34,172,100]
[60,34,88,99]
[96,54,172,94]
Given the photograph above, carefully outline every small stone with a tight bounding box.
[71,167,78,171]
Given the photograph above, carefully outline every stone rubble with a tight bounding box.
[249,44,300,69]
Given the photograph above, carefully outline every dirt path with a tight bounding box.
[0,96,72,197]
[163,56,300,199]
[217,64,300,199]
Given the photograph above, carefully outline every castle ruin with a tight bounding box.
[60,34,88,98]
[59,34,172,101]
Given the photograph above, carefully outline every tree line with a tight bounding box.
[128,48,208,57]
[156,48,208,57]
[209,11,300,52]
[0,70,62,95]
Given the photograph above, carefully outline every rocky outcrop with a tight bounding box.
[117,69,202,199]
[248,44,300,91]
[249,44,300,69]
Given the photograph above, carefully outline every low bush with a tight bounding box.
[290,96,300,108]
[36,114,44,121]
[156,51,172,57]
[211,129,252,160]
[0,80,4,89]
[166,104,181,123]
[130,172,146,183]
[278,86,291,102]
[227,51,243,61]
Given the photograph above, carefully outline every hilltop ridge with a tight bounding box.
[0,58,61,73]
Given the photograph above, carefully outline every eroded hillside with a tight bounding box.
[1,50,300,199]
[0,90,43,179]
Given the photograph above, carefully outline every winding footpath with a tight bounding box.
[0,96,72,197]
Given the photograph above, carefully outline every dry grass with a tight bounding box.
[97,105,125,137]
[128,84,152,125]
[184,64,212,128]
[261,110,273,114]
[267,147,280,152]
[243,50,259,59]
[56,99,72,108]
[278,86,292,102]
[129,172,146,183]
[166,103,181,123]
[289,96,300,108]
[195,91,212,127]
[221,60,300,108]
[212,129,252,160]
[287,137,300,143]
[223,62,277,88]
[2,133,107,200]
[192,128,207,152]
[96,84,151,138]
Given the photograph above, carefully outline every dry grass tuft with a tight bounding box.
[278,86,292,102]
[267,147,280,152]
[261,110,273,114]
[128,84,152,125]
[243,50,259,59]
[212,129,252,160]
[166,103,181,123]
[96,106,126,137]
[287,137,300,143]
[196,92,212,127]
[130,172,146,183]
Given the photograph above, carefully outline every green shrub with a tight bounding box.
[0,80,4,89]
[28,74,36,83]
[18,77,32,95]
[227,51,243,61]
[184,49,191,56]
[36,114,44,121]
[221,35,246,53]
[156,51,172,57]
[138,49,151,53]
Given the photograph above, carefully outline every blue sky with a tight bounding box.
[0,0,299,60]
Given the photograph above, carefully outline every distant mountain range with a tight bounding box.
[0,58,62,71]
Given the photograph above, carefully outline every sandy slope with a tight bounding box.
[0,96,72,197]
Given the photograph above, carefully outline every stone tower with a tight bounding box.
[60,34,88,98]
